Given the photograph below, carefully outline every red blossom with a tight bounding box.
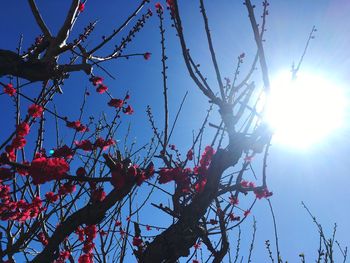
[166,0,175,8]
[96,84,108,94]
[89,76,103,86]
[124,105,134,115]
[155,2,163,10]
[209,219,218,225]
[94,137,116,151]
[194,178,207,193]
[108,98,124,108]
[16,122,30,137]
[132,236,143,247]
[146,225,151,231]
[240,180,249,188]
[229,213,240,221]
[29,157,69,184]
[75,140,94,151]
[11,136,26,149]
[16,162,29,176]
[3,83,16,96]
[83,242,95,253]
[186,149,193,161]
[78,1,85,12]
[66,120,87,133]
[143,52,151,60]
[119,228,125,237]
[199,146,215,169]
[84,225,97,241]
[92,187,106,202]
[229,195,239,205]
[127,165,137,177]
[45,191,59,203]
[38,232,48,246]
[56,251,71,263]
[52,145,74,159]
[78,253,93,263]
[244,210,251,217]
[254,187,273,199]
[5,146,16,162]
[158,168,175,184]
[58,183,76,195]
[28,104,44,118]
[75,227,85,241]
[99,230,108,236]
[248,181,256,188]
[111,163,126,189]
[76,167,86,177]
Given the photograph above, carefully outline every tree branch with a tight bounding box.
[28,0,52,38]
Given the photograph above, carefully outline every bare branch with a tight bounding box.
[28,0,52,38]
[244,0,270,91]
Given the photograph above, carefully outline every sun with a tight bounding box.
[263,70,347,149]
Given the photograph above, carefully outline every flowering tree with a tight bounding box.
[0,1,347,263]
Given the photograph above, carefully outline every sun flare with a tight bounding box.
[263,71,347,149]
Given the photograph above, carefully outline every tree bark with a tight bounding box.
[140,146,243,262]
[0,49,91,82]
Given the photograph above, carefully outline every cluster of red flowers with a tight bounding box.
[54,250,71,263]
[75,137,116,152]
[3,83,16,96]
[28,104,44,118]
[159,167,192,192]
[45,191,59,203]
[228,212,241,222]
[158,146,215,194]
[186,149,193,161]
[0,122,31,164]
[0,183,44,221]
[58,182,76,195]
[107,98,123,108]
[132,235,143,247]
[90,75,134,114]
[254,187,273,199]
[75,225,97,263]
[240,180,256,188]
[90,76,108,94]
[29,156,69,185]
[240,180,273,199]
[8,122,31,156]
[52,144,74,159]
[111,161,154,189]
[91,187,106,202]
[66,120,88,133]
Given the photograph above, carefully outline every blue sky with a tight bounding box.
[1,0,350,262]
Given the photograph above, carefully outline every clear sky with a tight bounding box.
[1,0,349,262]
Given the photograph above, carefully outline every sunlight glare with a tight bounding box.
[264,71,346,149]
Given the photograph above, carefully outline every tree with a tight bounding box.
[0,1,347,262]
